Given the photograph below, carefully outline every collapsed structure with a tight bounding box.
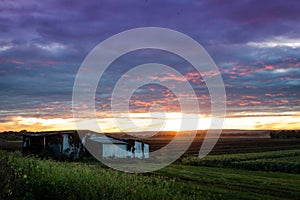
[21,130,149,160]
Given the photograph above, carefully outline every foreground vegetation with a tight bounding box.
[0,151,205,200]
[1,149,300,200]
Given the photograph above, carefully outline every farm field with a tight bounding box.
[1,147,300,199]
[157,165,300,199]
[141,136,300,155]
[180,149,300,173]
[1,131,300,200]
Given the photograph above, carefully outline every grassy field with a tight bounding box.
[158,165,300,199]
[1,148,300,200]
[1,134,300,200]
[181,149,300,173]
[1,151,204,200]
[1,150,270,200]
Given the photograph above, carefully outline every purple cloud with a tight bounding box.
[1,0,300,130]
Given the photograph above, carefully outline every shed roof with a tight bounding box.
[88,134,127,144]
[21,130,76,137]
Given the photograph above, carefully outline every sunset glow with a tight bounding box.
[1,111,299,133]
[1,1,300,133]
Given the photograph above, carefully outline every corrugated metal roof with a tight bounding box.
[20,130,78,137]
[88,135,127,144]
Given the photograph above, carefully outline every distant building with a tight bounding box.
[21,130,149,160]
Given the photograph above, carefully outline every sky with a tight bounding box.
[0,0,300,132]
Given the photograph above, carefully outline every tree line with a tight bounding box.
[270,130,300,139]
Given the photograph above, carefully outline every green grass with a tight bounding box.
[181,149,300,173]
[157,165,300,199]
[0,151,250,200]
[1,149,300,200]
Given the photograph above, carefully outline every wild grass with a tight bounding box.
[0,151,212,200]
[1,149,300,199]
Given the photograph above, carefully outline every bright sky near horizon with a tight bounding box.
[1,0,300,132]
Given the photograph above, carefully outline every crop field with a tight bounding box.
[157,165,300,199]
[141,136,300,154]
[181,149,300,173]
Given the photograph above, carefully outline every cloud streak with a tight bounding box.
[1,0,300,131]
